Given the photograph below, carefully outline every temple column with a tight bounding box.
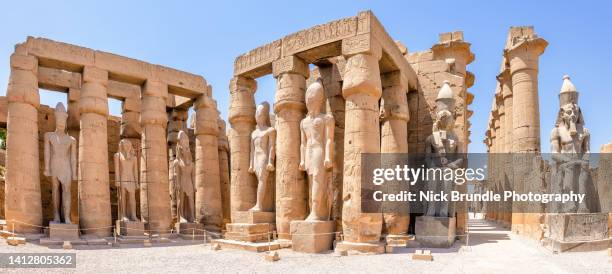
[217,118,231,227]
[337,36,384,251]
[272,56,308,240]
[228,76,257,220]
[78,66,111,237]
[140,80,172,233]
[495,97,504,223]
[380,71,410,238]
[194,92,223,232]
[506,34,547,236]
[67,87,80,223]
[4,52,42,234]
[499,69,513,226]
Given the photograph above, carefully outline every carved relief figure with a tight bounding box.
[424,81,463,217]
[299,81,335,221]
[248,102,276,212]
[44,103,77,224]
[114,139,139,222]
[551,75,590,213]
[172,131,196,222]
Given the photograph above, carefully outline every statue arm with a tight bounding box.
[249,134,255,172]
[267,128,276,168]
[324,115,334,168]
[425,136,434,167]
[299,121,306,170]
[70,138,77,180]
[43,133,51,176]
[550,128,568,163]
[582,129,590,162]
[449,136,464,168]
[133,155,139,188]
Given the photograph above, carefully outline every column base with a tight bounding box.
[415,216,456,248]
[290,220,335,253]
[334,241,386,254]
[385,234,413,247]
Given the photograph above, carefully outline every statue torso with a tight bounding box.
[48,132,74,183]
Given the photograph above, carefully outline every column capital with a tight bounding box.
[505,37,548,73]
[272,55,309,78]
[341,34,382,59]
[381,70,407,90]
[229,76,257,94]
[194,95,220,136]
[341,52,382,99]
[143,79,168,99]
[83,66,108,86]
[10,54,37,72]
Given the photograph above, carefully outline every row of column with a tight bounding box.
[4,55,221,235]
[228,39,411,244]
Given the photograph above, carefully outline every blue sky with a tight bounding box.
[1,0,610,153]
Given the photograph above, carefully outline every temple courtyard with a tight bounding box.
[1,219,609,273]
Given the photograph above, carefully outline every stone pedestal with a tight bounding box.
[49,222,79,241]
[116,220,145,237]
[385,234,411,247]
[290,220,334,253]
[175,222,205,239]
[415,216,456,248]
[334,241,386,254]
[546,213,610,252]
[213,211,279,252]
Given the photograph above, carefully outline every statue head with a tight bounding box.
[434,81,455,131]
[556,75,584,135]
[177,130,190,149]
[305,80,325,115]
[255,102,271,127]
[54,102,68,132]
[118,139,134,157]
[218,118,226,133]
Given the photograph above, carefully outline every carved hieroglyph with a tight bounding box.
[172,131,196,223]
[114,139,139,222]
[299,81,334,221]
[550,75,590,213]
[43,103,77,224]
[248,102,276,212]
[424,81,463,217]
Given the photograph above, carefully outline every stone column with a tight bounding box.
[380,71,410,236]
[272,56,308,239]
[140,80,172,233]
[217,118,231,227]
[194,92,223,232]
[228,76,257,220]
[499,69,513,226]
[4,52,42,234]
[339,37,384,247]
[121,95,142,220]
[318,63,345,232]
[67,87,81,223]
[78,66,112,237]
[506,35,547,236]
[495,97,504,223]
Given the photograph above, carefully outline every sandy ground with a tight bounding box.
[0,219,610,274]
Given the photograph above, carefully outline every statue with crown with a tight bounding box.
[546,75,608,250]
[415,81,462,248]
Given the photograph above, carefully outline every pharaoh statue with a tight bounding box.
[550,75,590,213]
[114,139,139,222]
[424,81,463,217]
[248,102,276,212]
[44,102,77,224]
[299,81,334,221]
[172,130,196,222]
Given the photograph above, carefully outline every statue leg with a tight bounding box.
[251,172,268,212]
[177,191,184,222]
[61,180,72,224]
[187,193,195,223]
[439,179,451,217]
[577,167,589,213]
[51,177,61,222]
[128,190,138,221]
[307,171,327,221]
[425,180,437,216]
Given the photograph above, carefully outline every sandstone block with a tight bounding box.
[290,220,335,253]
[548,213,608,242]
[412,249,433,261]
[7,236,26,246]
[415,216,456,248]
[334,241,385,254]
[264,251,280,262]
[175,222,205,235]
[49,222,79,241]
[116,220,146,237]
[233,211,276,224]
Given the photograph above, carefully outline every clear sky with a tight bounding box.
[1,0,610,153]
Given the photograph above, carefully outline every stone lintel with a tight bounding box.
[37,66,81,91]
[272,56,309,78]
[10,53,37,71]
[341,33,381,59]
[83,66,108,85]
